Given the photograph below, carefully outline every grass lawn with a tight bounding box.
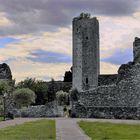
[79,121,140,140]
[0,119,56,140]
[0,116,4,121]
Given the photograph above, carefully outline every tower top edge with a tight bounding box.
[134,37,140,45]
[73,13,97,21]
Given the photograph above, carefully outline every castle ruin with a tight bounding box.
[72,13,99,91]
[72,13,140,119]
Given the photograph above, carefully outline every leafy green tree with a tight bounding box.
[16,78,36,91]
[16,77,71,105]
[13,88,36,108]
[34,81,48,105]
[56,90,69,105]
[0,80,13,95]
[16,78,49,105]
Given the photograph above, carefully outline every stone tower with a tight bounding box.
[72,13,99,92]
[133,37,140,63]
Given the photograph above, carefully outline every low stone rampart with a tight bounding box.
[13,101,63,117]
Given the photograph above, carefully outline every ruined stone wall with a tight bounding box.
[13,101,64,117]
[73,104,140,119]
[98,74,118,85]
[71,13,140,119]
[72,61,140,119]
[133,37,140,63]
[5,94,14,116]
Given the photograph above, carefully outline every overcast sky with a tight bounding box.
[0,0,140,82]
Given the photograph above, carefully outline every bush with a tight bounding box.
[56,90,69,106]
[16,78,48,105]
[0,80,13,95]
[13,88,36,108]
[7,112,14,119]
[47,79,57,102]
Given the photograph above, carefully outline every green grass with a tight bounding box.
[79,121,140,140]
[0,119,56,140]
[0,116,4,121]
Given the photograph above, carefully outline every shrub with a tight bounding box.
[0,80,13,95]
[13,88,36,108]
[56,90,69,106]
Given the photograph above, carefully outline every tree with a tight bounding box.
[64,71,72,82]
[13,88,36,108]
[34,81,48,105]
[47,79,57,102]
[0,80,13,95]
[56,90,69,105]
[16,78,36,91]
[16,78,49,105]
[63,67,72,82]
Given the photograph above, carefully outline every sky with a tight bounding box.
[0,0,140,82]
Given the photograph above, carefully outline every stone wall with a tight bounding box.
[73,104,140,119]
[13,101,63,117]
[72,61,140,119]
[133,37,140,63]
[86,107,140,119]
[5,94,14,116]
[98,74,118,85]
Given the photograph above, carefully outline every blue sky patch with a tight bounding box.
[28,49,72,64]
[101,48,133,65]
[0,37,19,48]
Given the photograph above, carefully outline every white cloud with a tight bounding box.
[100,62,120,74]
[99,15,140,59]
[1,14,140,82]
[0,12,12,26]
[8,58,71,82]
[0,27,72,63]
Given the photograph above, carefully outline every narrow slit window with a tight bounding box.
[86,78,88,84]
[86,36,88,40]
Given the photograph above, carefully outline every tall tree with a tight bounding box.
[16,78,36,91]
[47,79,57,102]
[34,81,48,105]
[63,67,72,82]
[16,78,49,105]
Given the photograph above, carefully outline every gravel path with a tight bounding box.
[55,118,140,140]
[56,118,91,140]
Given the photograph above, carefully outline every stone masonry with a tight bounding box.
[72,13,99,92]
[72,13,140,119]
[133,37,140,63]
